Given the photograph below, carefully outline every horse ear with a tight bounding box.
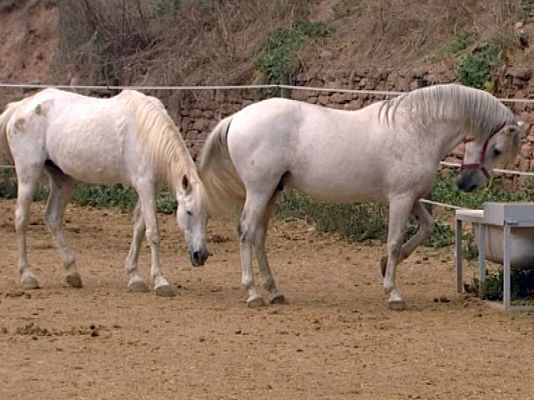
[181,175,192,194]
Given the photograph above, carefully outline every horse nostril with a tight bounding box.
[467,183,478,192]
[193,251,201,263]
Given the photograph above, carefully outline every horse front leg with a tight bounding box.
[380,200,435,276]
[125,201,150,292]
[137,185,174,297]
[44,172,81,288]
[383,196,416,310]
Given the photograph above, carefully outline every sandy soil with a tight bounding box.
[0,199,533,400]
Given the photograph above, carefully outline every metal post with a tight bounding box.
[455,218,463,292]
[478,223,487,298]
[280,73,291,99]
[503,222,512,310]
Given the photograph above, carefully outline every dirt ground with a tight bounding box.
[0,199,533,400]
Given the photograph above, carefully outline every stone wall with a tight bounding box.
[170,68,534,186]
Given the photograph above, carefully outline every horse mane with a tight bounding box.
[116,90,201,192]
[379,84,516,141]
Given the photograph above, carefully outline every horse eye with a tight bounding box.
[186,210,193,216]
[493,148,502,157]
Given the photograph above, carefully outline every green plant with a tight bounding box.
[425,31,475,64]
[72,183,138,211]
[156,187,177,214]
[470,268,534,301]
[0,169,17,198]
[258,20,329,85]
[457,36,509,89]
[430,171,531,210]
[405,221,455,248]
[448,32,475,54]
[462,232,479,261]
[277,190,388,242]
[519,0,534,18]
[155,0,181,16]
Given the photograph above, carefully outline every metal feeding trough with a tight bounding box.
[455,202,534,311]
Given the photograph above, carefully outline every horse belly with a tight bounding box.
[46,122,129,185]
[290,166,385,203]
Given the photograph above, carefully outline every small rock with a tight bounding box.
[439,295,450,303]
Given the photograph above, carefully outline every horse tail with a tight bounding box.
[0,101,19,163]
[199,117,245,216]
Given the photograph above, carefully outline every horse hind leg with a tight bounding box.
[14,164,43,289]
[254,193,286,304]
[44,165,82,288]
[380,201,435,276]
[238,191,276,307]
[125,200,150,292]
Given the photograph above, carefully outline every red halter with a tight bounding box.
[460,122,507,178]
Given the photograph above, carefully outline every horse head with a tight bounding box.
[457,121,525,192]
[175,174,210,266]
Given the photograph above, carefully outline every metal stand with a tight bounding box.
[455,203,534,312]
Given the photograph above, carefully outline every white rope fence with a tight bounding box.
[1,82,534,103]
[1,82,533,211]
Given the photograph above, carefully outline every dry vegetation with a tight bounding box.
[321,0,529,68]
[53,0,320,86]
[0,0,531,94]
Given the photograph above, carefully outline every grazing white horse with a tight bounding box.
[200,83,524,310]
[0,88,209,296]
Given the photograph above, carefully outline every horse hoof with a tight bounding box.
[247,297,267,308]
[380,256,388,277]
[270,294,288,305]
[155,284,176,297]
[128,280,150,293]
[65,274,83,288]
[388,300,407,311]
[21,276,39,290]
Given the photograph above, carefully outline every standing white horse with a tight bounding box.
[0,88,209,296]
[200,83,524,310]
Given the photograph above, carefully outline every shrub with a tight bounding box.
[457,36,510,89]
[258,20,329,85]
[469,269,534,302]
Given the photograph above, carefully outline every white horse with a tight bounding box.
[200,83,524,310]
[0,88,209,296]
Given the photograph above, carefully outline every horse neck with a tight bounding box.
[434,120,469,158]
[157,132,199,193]
[122,91,197,191]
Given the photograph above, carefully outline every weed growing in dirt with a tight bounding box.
[457,36,510,89]
[425,31,476,63]
[258,20,329,85]
[155,0,181,16]
[430,170,531,210]
[278,190,389,242]
[469,268,534,302]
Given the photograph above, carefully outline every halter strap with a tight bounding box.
[460,122,507,178]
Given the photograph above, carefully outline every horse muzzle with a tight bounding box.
[457,169,484,192]
[189,246,209,267]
